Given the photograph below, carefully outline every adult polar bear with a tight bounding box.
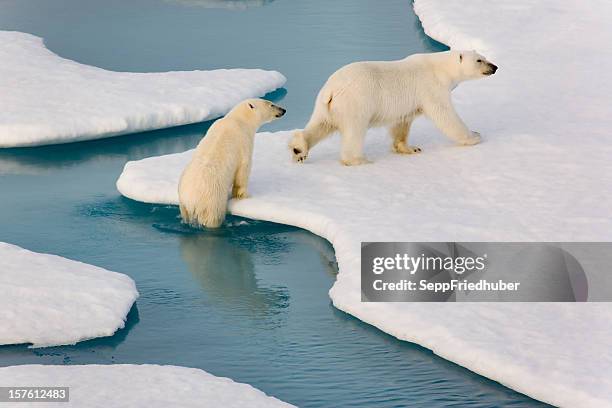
[290,50,498,165]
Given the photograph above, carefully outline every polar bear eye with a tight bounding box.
[476,59,482,63]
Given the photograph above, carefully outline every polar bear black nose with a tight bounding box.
[293,148,301,155]
[488,64,498,74]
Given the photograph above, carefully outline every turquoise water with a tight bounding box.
[0,1,550,406]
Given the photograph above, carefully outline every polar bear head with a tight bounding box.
[456,50,498,80]
[233,98,286,126]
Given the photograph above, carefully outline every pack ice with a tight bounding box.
[0,242,138,348]
[117,0,612,406]
[0,365,294,407]
[0,31,285,147]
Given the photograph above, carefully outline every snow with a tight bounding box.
[0,365,293,407]
[0,242,138,348]
[0,31,285,148]
[116,1,612,407]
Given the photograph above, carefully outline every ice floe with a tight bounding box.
[117,0,612,406]
[0,31,285,147]
[0,365,293,407]
[0,242,138,348]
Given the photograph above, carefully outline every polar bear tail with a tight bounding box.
[315,87,334,116]
[296,86,337,149]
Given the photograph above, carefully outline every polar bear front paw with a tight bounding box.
[341,157,372,166]
[232,187,250,200]
[289,131,309,163]
[292,148,308,163]
[460,131,481,146]
[393,142,422,154]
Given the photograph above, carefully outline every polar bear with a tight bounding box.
[289,50,498,165]
[178,99,286,228]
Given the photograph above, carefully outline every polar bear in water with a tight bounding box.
[179,99,286,228]
[289,50,498,165]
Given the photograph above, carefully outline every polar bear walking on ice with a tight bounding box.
[179,99,286,228]
[290,50,498,165]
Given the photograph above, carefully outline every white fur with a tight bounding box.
[178,99,285,227]
[290,50,498,165]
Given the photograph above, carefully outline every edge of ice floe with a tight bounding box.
[0,242,139,348]
[0,364,295,407]
[0,30,286,148]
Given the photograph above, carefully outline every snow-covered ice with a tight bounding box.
[0,242,138,348]
[0,31,285,148]
[0,365,293,407]
[117,0,612,406]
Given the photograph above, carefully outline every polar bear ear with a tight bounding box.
[248,103,255,109]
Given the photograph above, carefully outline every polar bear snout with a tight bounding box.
[275,106,287,118]
[485,63,498,75]
[243,99,286,124]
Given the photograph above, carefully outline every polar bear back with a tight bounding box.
[320,54,446,127]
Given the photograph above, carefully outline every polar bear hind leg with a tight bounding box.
[390,115,422,155]
[339,120,371,166]
[194,198,227,228]
[179,204,191,224]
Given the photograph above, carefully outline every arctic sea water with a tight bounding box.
[0,0,549,406]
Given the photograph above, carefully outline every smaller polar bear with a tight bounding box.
[178,99,286,228]
[290,50,498,165]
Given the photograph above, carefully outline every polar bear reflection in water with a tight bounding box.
[178,225,290,323]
